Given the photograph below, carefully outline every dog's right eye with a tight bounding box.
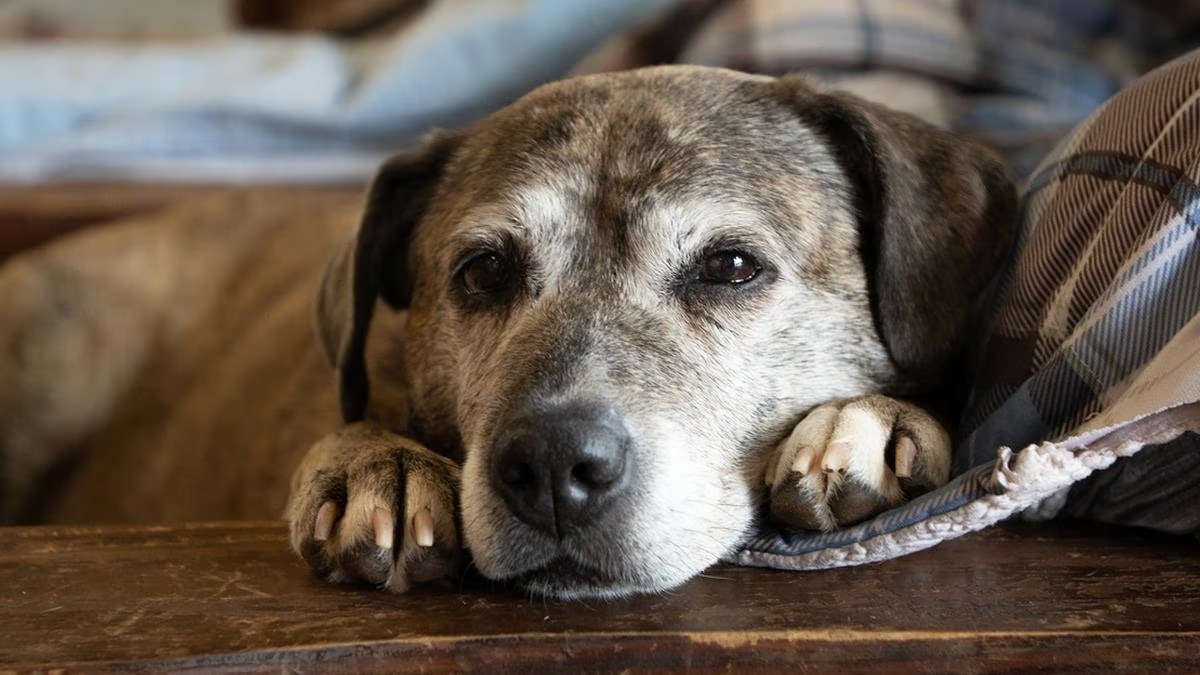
[701,250,761,285]
[459,253,513,296]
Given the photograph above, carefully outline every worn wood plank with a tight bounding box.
[0,520,1197,671]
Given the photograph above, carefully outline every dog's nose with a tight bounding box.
[492,406,631,535]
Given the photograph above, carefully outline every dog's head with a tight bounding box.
[316,66,1015,598]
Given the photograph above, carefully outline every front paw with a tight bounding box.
[287,423,461,592]
[764,396,951,531]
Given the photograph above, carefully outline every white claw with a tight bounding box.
[791,445,816,476]
[314,500,339,542]
[373,507,395,549]
[764,450,782,486]
[413,508,435,547]
[822,440,853,473]
[894,436,917,478]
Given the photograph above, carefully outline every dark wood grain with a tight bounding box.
[1,520,1197,671]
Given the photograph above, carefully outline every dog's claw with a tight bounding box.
[764,451,781,486]
[894,435,916,478]
[791,445,815,476]
[767,397,951,531]
[821,439,852,473]
[413,508,435,547]
[314,500,339,541]
[373,506,395,549]
[288,426,463,593]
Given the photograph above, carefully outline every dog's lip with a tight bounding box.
[509,555,619,589]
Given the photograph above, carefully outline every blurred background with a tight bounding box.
[1,0,1198,259]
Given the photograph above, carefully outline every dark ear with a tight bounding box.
[781,77,1017,382]
[314,132,461,422]
[314,235,355,369]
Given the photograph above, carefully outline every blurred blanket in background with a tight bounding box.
[0,0,676,183]
[579,0,1199,175]
[0,0,1196,183]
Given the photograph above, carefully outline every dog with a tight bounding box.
[0,66,1015,599]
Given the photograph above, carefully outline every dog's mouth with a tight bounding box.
[505,556,640,599]
[515,557,607,584]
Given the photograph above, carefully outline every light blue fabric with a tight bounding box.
[0,0,676,182]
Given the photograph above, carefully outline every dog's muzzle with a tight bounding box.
[490,403,632,536]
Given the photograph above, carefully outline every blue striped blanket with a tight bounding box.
[576,0,1197,176]
[734,51,1200,569]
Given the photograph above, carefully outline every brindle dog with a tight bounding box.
[0,66,1015,599]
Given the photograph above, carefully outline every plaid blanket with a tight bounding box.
[734,50,1200,570]
[577,0,1196,175]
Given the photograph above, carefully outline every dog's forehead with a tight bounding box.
[431,68,843,257]
[466,67,806,187]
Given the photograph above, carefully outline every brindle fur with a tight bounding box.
[0,66,1015,598]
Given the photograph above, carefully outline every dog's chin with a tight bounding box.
[468,524,725,599]
[503,556,689,600]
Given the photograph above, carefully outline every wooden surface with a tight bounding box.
[1,520,1198,671]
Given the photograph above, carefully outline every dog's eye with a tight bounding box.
[460,253,512,295]
[701,250,760,284]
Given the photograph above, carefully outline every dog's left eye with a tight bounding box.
[460,253,513,295]
[700,250,760,285]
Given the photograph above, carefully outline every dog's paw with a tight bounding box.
[287,423,461,592]
[764,396,951,531]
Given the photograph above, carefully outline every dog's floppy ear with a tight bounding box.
[314,236,356,369]
[781,77,1017,382]
[314,132,461,422]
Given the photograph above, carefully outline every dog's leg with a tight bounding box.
[0,249,160,522]
[288,422,462,592]
[764,396,951,531]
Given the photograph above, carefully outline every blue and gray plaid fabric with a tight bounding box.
[958,50,1200,535]
[579,0,1197,175]
[738,48,1200,563]
[961,51,1200,470]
